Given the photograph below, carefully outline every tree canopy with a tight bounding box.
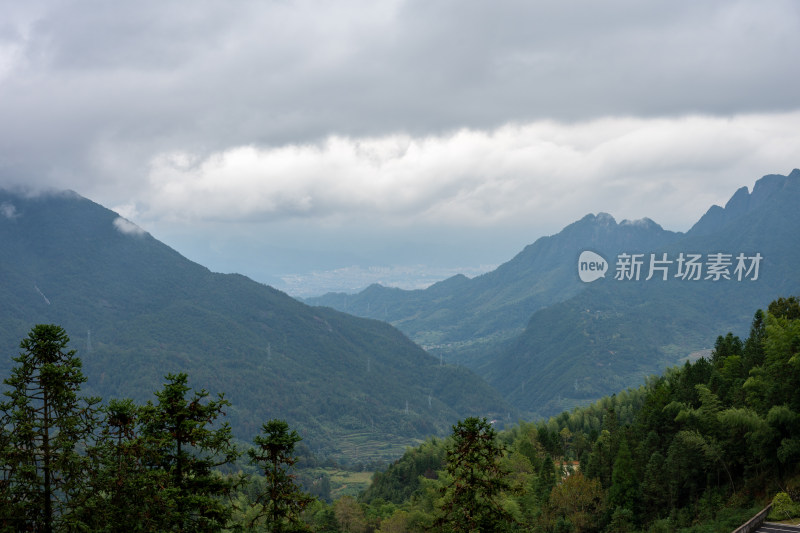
[2,298,800,532]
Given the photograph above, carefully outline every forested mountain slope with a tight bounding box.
[358,298,800,533]
[310,169,800,418]
[486,170,800,416]
[309,212,681,363]
[0,189,512,460]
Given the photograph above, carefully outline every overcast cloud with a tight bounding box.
[1,0,798,295]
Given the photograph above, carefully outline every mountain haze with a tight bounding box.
[308,213,681,365]
[311,170,800,417]
[0,190,512,461]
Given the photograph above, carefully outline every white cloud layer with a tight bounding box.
[137,112,800,231]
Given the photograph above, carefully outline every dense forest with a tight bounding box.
[1,296,799,531]
[359,296,800,532]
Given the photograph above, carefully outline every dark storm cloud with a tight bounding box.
[1,0,797,191]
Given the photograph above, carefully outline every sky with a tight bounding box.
[1,1,798,297]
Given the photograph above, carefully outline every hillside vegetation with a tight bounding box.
[356,296,800,532]
[0,190,511,461]
[309,211,681,362]
[311,170,800,419]
[486,171,800,417]
[1,301,797,530]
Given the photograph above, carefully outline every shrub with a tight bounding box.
[768,492,800,521]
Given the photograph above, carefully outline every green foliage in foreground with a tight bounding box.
[2,296,799,531]
[358,296,800,532]
[247,420,314,531]
[769,492,800,522]
[0,324,100,532]
[435,417,514,532]
[0,325,308,532]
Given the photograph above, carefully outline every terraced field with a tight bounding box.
[335,431,423,464]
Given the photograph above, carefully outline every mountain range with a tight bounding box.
[2,169,796,459]
[307,212,684,365]
[0,190,511,462]
[309,169,800,417]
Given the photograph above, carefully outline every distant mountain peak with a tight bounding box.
[724,186,750,212]
[574,212,666,234]
[688,169,799,237]
[620,217,660,230]
[750,172,792,201]
[577,212,614,225]
[594,212,616,225]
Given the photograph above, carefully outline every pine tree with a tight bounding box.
[641,451,668,520]
[711,333,743,368]
[608,438,638,515]
[0,324,100,532]
[533,454,556,505]
[81,398,163,531]
[248,419,313,532]
[742,309,766,372]
[138,372,241,531]
[436,417,514,532]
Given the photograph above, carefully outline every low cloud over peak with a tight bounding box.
[112,217,146,237]
[1,202,19,219]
